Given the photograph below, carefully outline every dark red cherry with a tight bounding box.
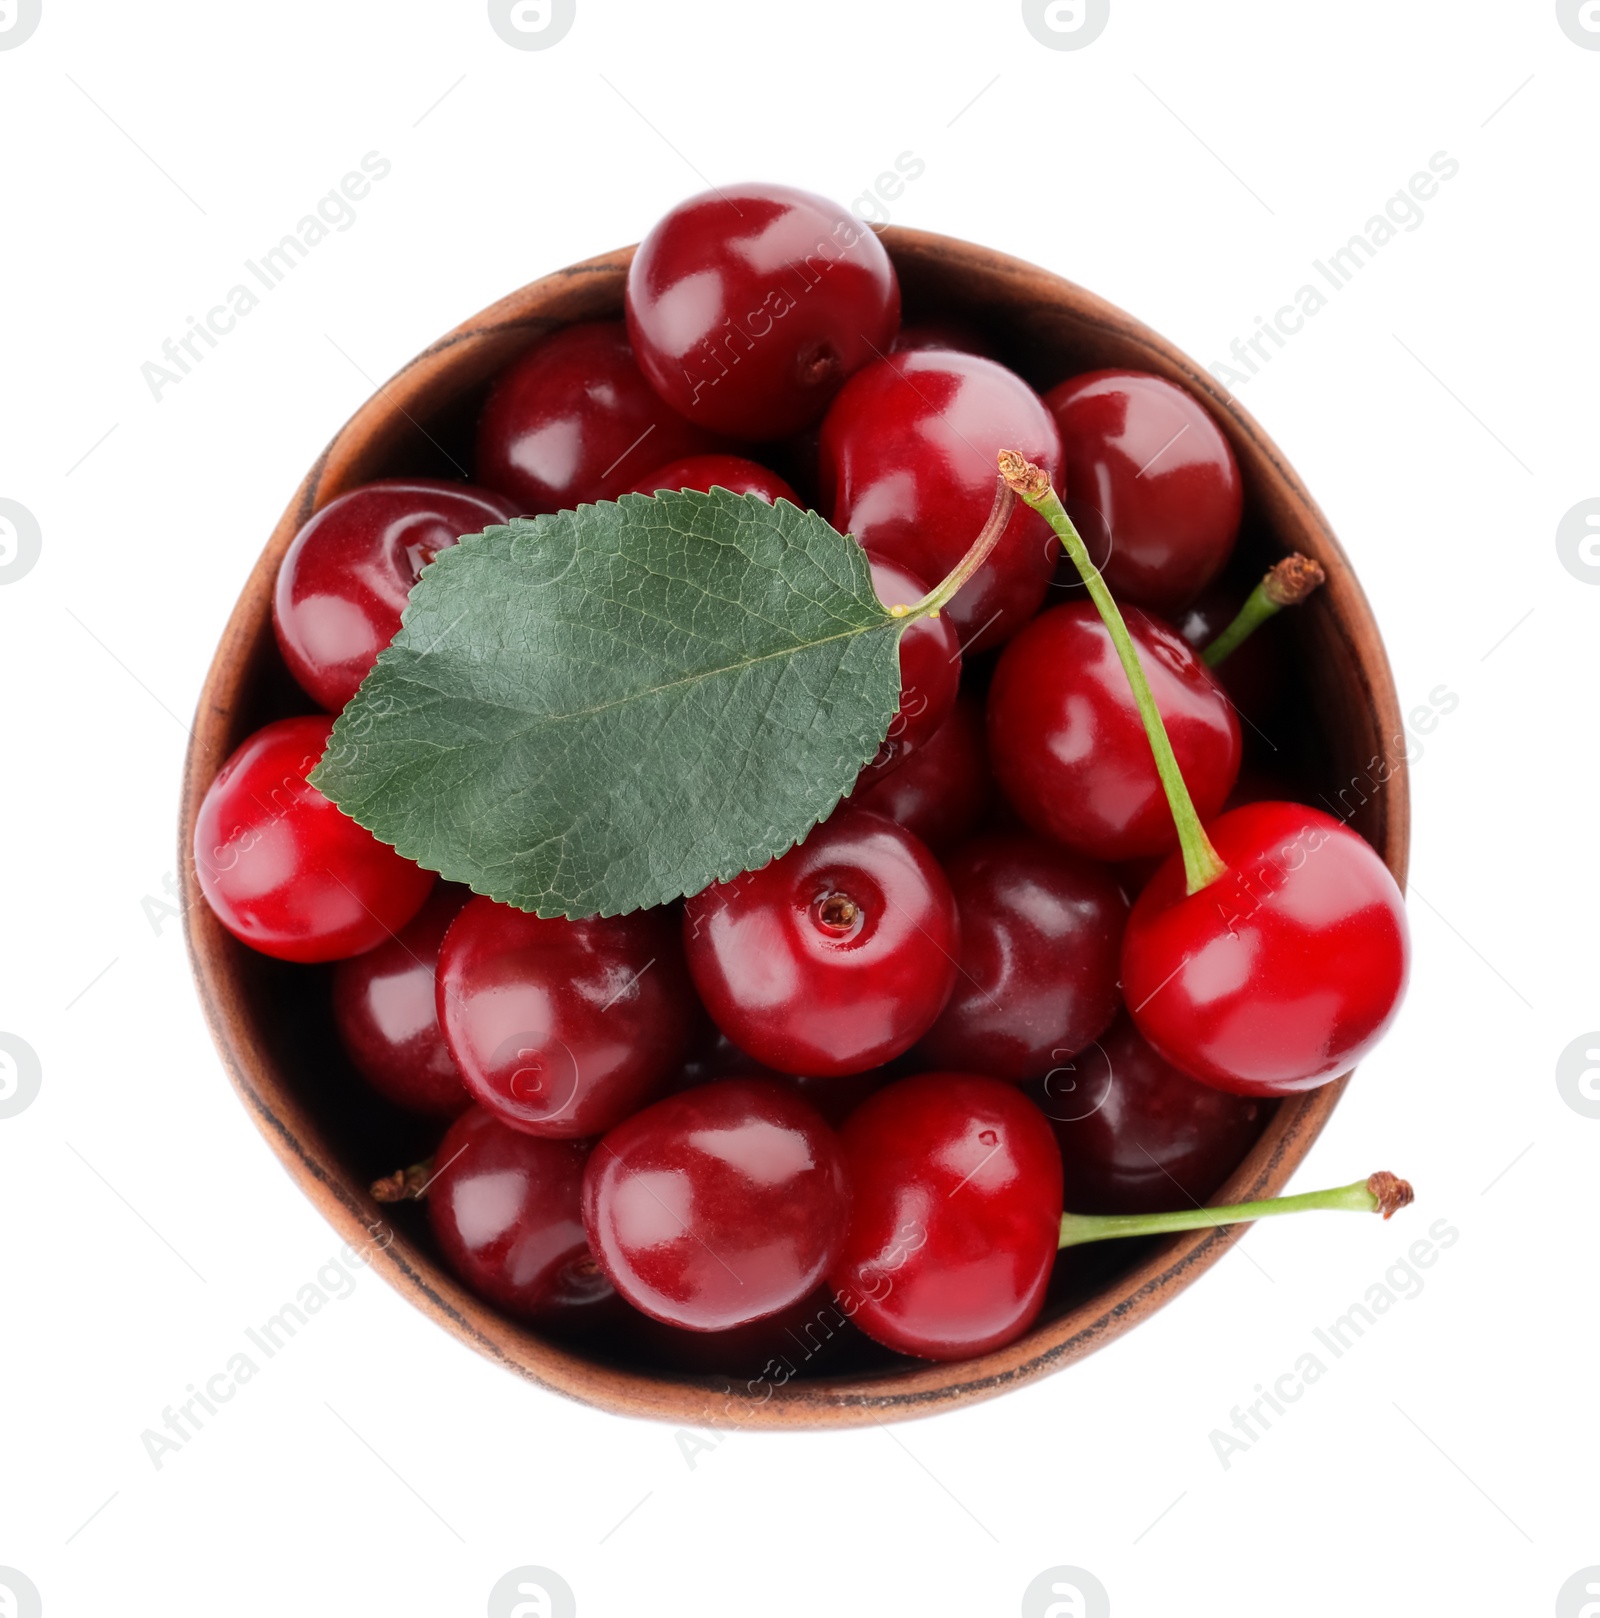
[1044,369,1242,613]
[193,715,433,963]
[475,321,721,513]
[427,1106,615,1323]
[851,691,991,851]
[770,426,825,510]
[621,1285,862,1378]
[830,1072,1062,1360]
[272,479,518,712]
[820,349,1064,652]
[582,1078,851,1331]
[673,1027,786,1090]
[778,1069,893,1131]
[436,897,694,1137]
[1122,802,1410,1095]
[987,601,1241,861]
[1175,582,1285,721]
[625,183,901,440]
[670,1030,888,1129]
[1028,1013,1267,1214]
[853,552,961,787]
[683,808,959,1077]
[331,885,471,1119]
[622,453,799,505]
[890,320,994,359]
[915,834,1127,1082]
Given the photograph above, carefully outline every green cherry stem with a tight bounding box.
[998,451,1226,894]
[900,478,1017,620]
[1057,1171,1414,1250]
[1203,553,1327,667]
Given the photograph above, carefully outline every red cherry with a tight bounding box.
[621,1285,866,1377]
[820,349,1064,651]
[683,808,959,1077]
[673,1027,786,1090]
[1175,583,1284,721]
[272,479,518,712]
[427,1106,615,1323]
[987,601,1241,861]
[915,834,1127,1082]
[851,690,991,851]
[582,1077,851,1331]
[671,1030,888,1130]
[621,453,799,504]
[194,715,432,963]
[436,897,694,1137]
[1122,802,1410,1095]
[332,885,471,1119]
[830,1072,1062,1360]
[1044,369,1242,613]
[625,184,901,440]
[475,321,720,513]
[852,552,961,788]
[778,1070,893,1131]
[1027,1013,1267,1214]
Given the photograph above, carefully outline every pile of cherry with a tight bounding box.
[195,184,1411,1372]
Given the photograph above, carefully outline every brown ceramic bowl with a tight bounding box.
[180,226,1409,1429]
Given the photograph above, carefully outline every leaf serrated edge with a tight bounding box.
[309,485,901,918]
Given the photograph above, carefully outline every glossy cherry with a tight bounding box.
[622,453,799,505]
[436,896,694,1137]
[331,884,471,1119]
[1044,369,1242,612]
[987,601,1242,862]
[272,479,518,712]
[1176,580,1284,721]
[830,1072,1062,1360]
[621,1286,863,1378]
[1122,802,1410,1095]
[851,691,991,851]
[683,807,959,1077]
[582,1078,851,1331]
[671,1029,889,1130]
[625,183,901,440]
[427,1106,616,1323]
[1028,1013,1267,1214]
[853,552,961,788]
[193,715,433,963]
[673,1027,786,1090]
[915,834,1127,1082]
[820,349,1064,652]
[475,321,720,513]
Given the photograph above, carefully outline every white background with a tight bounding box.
[2,2,1596,1614]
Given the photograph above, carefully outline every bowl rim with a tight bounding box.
[180,224,1410,1429]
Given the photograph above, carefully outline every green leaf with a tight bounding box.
[310,488,908,918]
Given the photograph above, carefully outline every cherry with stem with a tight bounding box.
[996,452,1223,894]
[998,450,1410,1096]
[1202,553,1326,667]
[892,478,1015,620]
[833,1068,1414,1361]
[1057,1170,1414,1248]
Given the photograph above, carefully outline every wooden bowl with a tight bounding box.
[180,227,1409,1429]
